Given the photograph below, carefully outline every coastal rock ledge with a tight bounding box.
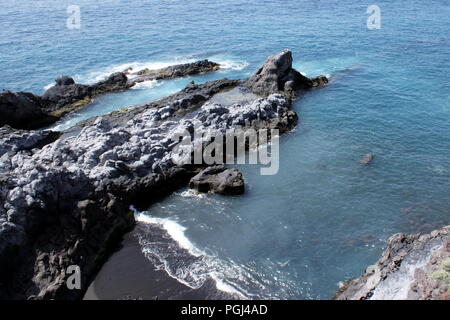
[334,225,450,300]
[0,49,327,299]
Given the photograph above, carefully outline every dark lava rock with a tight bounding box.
[189,165,245,195]
[0,91,58,130]
[41,77,91,112]
[90,72,129,95]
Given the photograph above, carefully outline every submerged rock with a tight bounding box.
[359,154,375,165]
[334,226,450,300]
[189,165,245,195]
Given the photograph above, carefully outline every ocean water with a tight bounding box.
[2,0,450,299]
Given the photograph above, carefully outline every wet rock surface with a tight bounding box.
[0,50,327,299]
[189,165,245,195]
[334,226,450,300]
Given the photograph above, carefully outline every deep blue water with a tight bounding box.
[2,0,449,299]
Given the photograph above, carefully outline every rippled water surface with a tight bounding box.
[1,0,449,299]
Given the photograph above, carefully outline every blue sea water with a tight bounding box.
[2,0,450,299]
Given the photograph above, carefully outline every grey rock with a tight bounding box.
[334,226,450,300]
[189,165,245,195]
[0,125,61,158]
[245,49,328,96]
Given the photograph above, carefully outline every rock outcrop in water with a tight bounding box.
[129,59,220,84]
[189,165,245,195]
[0,60,222,130]
[334,226,450,300]
[0,50,327,299]
[245,49,328,96]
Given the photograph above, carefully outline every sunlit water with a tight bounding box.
[1,0,449,299]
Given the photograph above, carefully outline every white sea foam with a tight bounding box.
[43,83,54,91]
[217,59,249,71]
[178,189,207,198]
[135,211,203,257]
[132,207,253,298]
[130,79,161,90]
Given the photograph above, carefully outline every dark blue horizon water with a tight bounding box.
[2,0,450,299]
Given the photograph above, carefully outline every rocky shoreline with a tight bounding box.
[334,226,449,300]
[0,49,328,299]
[0,60,221,130]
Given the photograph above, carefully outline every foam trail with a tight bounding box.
[294,56,361,77]
[132,207,251,299]
[130,79,161,90]
[217,59,249,71]
[135,211,203,257]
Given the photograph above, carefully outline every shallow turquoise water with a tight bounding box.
[2,0,449,299]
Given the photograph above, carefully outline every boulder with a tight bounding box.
[189,165,245,195]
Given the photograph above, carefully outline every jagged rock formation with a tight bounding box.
[244,49,328,96]
[0,60,222,130]
[334,226,450,300]
[189,165,245,195]
[0,49,327,299]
